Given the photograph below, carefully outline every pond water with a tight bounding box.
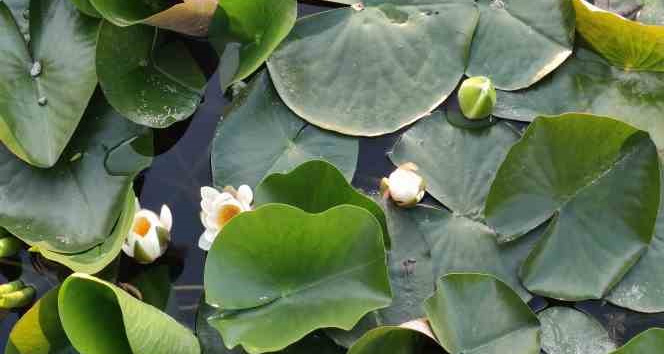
[1,0,663,351]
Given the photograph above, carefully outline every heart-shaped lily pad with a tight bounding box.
[96,21,205,128]
[467,0,575,90]
[254,160,387,240]
[424,273,541,354]
[494,49,664,150]
[573,0,664,71]
[0,0,99,167]
[486,114,660,300]
[59,273,200,354]
[204,204,391,354]
[212,71,358,189]
[210,0,296,89]
[610,328,664,354]
[87,0,217,36]
[0,95,153,254]
[31,187,135,274]
[539,307,616,354]
[266,0,479,136]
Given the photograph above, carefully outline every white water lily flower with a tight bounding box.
[381,163,426,208]
[198,185,253,251]
[122,199,172,264]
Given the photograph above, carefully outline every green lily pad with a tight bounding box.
[606,171,664,312]
[88,0,217,36]
[197,301,345,354]
[0,96,153,254]
[347,325,440,354]
[0,0,99,167]
[600,0,664,25]
[210,0,296,89]
[493,49,664,149]
[31,188,135,274]
[390,110,520,219]
[211,71,358,189]
[266,0,478,136]
[610,328,664,354]
[204,204,391,354]
[59,273,200,354]
[539,307,615,354]
[485,114,660,300]
[96,21,205,128]
[467,0,575,90]
[573,0,664,71]
[424,273,540,354]
[4,287,77,354]
[5,0,30,34]
[254,160,387,241]
[69,0,101,18]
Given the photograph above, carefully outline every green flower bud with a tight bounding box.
[0,237,22,258]
[458,76,496,120]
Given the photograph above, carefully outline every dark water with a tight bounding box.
[1,1,663,351]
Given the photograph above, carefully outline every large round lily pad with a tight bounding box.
[485,114,660,300]
[212,71,358,189]
[539,307,616,354]
[96,22,205,128]
[267,0,479,136]
[467,0,575,90]
[204,204,391,354]
[424,273,541,354]
[493,49,664,150]
[0,96,153,254]
[59,273,200,354]
[0,0,98,167]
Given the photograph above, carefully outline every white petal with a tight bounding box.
[122,241,134,257]
[201,186,221,201]
[134,197,141,212]
[236,185,253,206]
[198,234,213,251]
[137,232,161,261]
[203,228,219,243]
[200,211,211,229]
[214,192,235,204]
[160,205,173,231]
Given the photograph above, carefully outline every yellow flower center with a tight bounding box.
[133,217,151,237]
[217,204,242,227]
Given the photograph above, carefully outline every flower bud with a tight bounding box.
[0,280,35,309]
[122,200,173,264]
[458,76,496,120]
[381,163,426,208]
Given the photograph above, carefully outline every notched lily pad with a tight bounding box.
[96,22,204,128]
[0,0,99,167]
[267,0,479,136]
[59,273,200,354]
[424,273,541,354]
[203,204,391,354]
[212,71,358,189]
[0,96,153,254]
[486,114,660,300]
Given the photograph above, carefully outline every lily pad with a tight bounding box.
[204,204,391,354]
[467,0,575,90]
[539,307,616,354]
[0,96,153,254]
[96,21,205,128]
[485,114,660,300]
[58,273,200,354]
[266,0,478,136]
[4,287,77,354]
[69,0,101,18]
[610,328,664,354]
[0,0,98,167]
[88,0,217,36]
[493,49,664,149]
[606,171,664,312]
[31,188,135,274]
[211,71,358,189]
[209,0,296,89]
[424,273,540,354]
[196,301,345,354]
[347,325,440,354]
[390,110,520,219]
[600,0,664,25]
[254,160,387,240]
[573,0,664,71]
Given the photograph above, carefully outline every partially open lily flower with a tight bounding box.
[198,185,253,251]
[381,163,426,208]
[122,199,172,264]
